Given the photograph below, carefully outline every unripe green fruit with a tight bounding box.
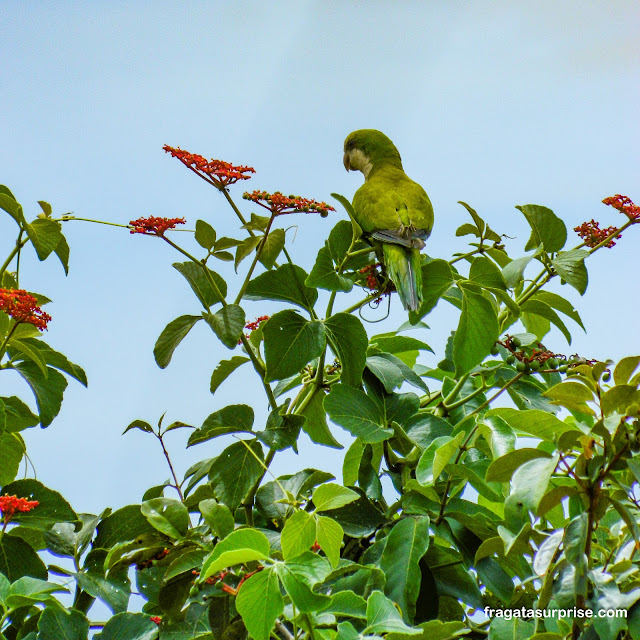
[511,336,521,348]
[490,345,499,356]
[602,371,611,382]
[530,360,541,371]
[547,358,559,369]
[515,361,527,372]
[506,354,516,365]
[558,364,569,373]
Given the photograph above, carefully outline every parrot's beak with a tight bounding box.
[343,152,351,172]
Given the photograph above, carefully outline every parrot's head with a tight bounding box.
[343,129,403,178]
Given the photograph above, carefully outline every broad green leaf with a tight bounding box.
[10,339,49,377]
[533,530,563,576]
[306,245,353,292]
[543,381,595,415]
[488,617,535,640]
[365,591,422,635]
[188,404,254,446]
[1,479,77,530]
[1,396,39,432]
[320,591,367,619]
[13,361,67,427]
[0,190,25,225]
[477,415,516,459]
[203,304,245,349]
[520,300,572,343]
[324,384,392,443]
[507,455,559,516]
[404,413,453,448]
[208,440,264,512]
[93,505,155,550]
[563,513,587,568]
[312,483,358,512]
[343,439,365,486]
[245,264,318,312]
[367,353,428,392]
[141,498,189,539]
[94,613,158,640]
[370,334,433,356]
[486,448,553,482]
[456,222,481,237]
[453,287,499,376]
[327,219,354,262]
[551,249,589,295]
[487,408,573,442]
[325,313,368,387]
[379,516,430,622]
[601,385,640,416]
[37,606,90,640]
[257,405,305,451]
[532,291,585,331]
[416,434,464,486]
[522,310,550,340]
[0,535,47,581]
[276,562,330,612]
[74,570,130,614]
[210,356,249,394]
[299,390,343,449]
[26,218,63,260]
[199,500,235,539]
[469,256,507,290]
[315,515,344,567]
[236,568,284,640]
[409,259,454,323]
[281,510,317,560]
[13,339,86,386]
[195,219,216,249]
[54,234,70,274]
[5,577,66,608]
[502,255,534,289]
[235,235,262,270]
[263,310,325,381]
[517,204,567,253]
[458,201,486,234]
[153,315,202,369]
[172,261,227,307]
[614,356,640,386]
[202,528,270,578]
[0,432,24,484]
[433,431,465,481]
[259,228,286,269]
[331,192,362,240]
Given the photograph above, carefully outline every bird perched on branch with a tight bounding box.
[343,129,433,312]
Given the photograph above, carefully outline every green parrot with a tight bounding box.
[343,129,434,312]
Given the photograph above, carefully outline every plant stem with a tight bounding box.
[444,383,489,411]
[157,432,184,501]
[0,235,27,280]
[243,448,276,526]
[339,293,379,315]
[221,189,255,236]
[442,373,471,407]
[0,324,19,362]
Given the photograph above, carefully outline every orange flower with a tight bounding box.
[129,216,186,236]
[602,194,640,220]
[163,145,255,189]
[0,289,51,331]
[0,494,39,525]
[574,219,621,248]
[150,616,162,625]
[243,190,335,217]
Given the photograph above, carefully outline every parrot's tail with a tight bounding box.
[382,243,423,312]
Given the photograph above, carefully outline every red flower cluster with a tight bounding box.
[150,616,162,625]
[574,219,622,248]
[603,194,640,220]
[163,145,255,188]
[0,494,39,525]
[129,216,186,236]
[0,288,51,331]
[245,315,270,331]
[137,547,170,570]
[243,190,335,217]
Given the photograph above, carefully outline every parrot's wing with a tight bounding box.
[371,228,428,249]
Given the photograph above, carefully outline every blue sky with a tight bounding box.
[0,1,638,514]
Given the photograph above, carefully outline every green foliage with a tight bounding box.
[1,175,639,640]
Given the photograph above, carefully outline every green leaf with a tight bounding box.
[455,223,481,237]
[501,255,534,289]
[601,384,640,416]
[5,577,66,608]
[235,235,263,270]
[306,245,353,292]
[203,304,245,349]
[312,483,359,512]
[281,510,317,560]
[487,408,573,442]
[0,190,25,225]
[13,361,67,427]
[531,291,585,331]
[172,261,227,307]
[315,515,344,567]
[74,570,130,614]
[368,353,428,392]
[506,454,558,518]
[331,192,362,240]
[208,440,264,512]
[453,287,499,376]
[370,334,433,356]
[551,249,589,295]
[26,218,63,261]
[409,259,454,323]
[195,220,217,249]
[477,415,516,459]
[259,228,286,269]
[299,390,343,449]
[517,204,567,253]
[379,516,430,623]
[94,505,155,549]
[365,591,422,635]
[202,528,270,578]
[614,356,640,386]
[276,562,330,612]
[141,498,189,539]
[0,432,24,484]
[325,313,368,387]
[257,405,305,451]
[520,300,572,344]
[416,434,464,486]
[236,567,284,640]
[210,356,249,394]
[37,606,90,640]
[324,384,392,443]
[486,448,553,482]
[469,256,507,290]
[1,479,77,530]
[123,419,153,435]
[543,381,595,415]
[188,404,254,446]
[54,234,70,274]
[0,535,47,580]
[153,315,202,369]
[488,617,535,640]
[199,500,235,539]
[458,201,486,234]
[94,613,158,640]
[245,264,318,312]
[264,310,325,382]
[1,396,39,432]
[17,339,86,386]
[10,339,49,377]
[563,513,587,568]
[320,591,367,619]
